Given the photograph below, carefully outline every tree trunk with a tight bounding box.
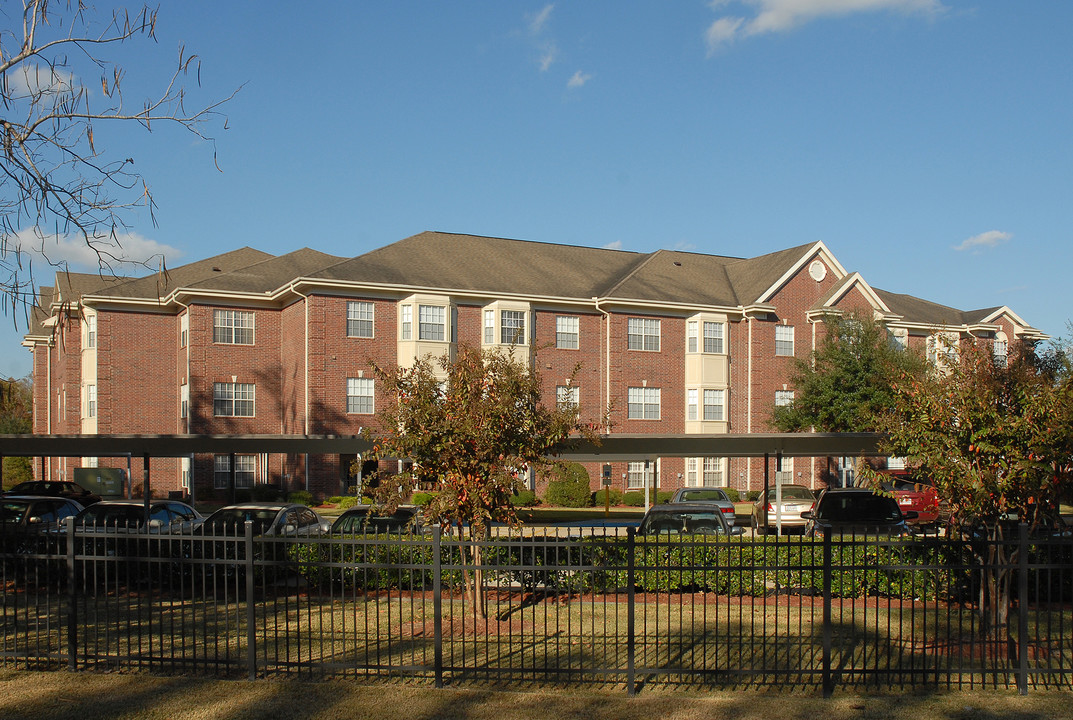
[460,524,488,621]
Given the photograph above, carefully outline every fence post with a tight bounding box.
[822,532,833,698]
[626,526,636,696]
[245,520,256,681]
[1017,522,1029,696]
[66,515,77,671]
[433,525,443,688]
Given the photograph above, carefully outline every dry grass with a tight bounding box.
[2,668,1073,720]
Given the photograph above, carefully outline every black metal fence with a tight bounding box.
[2,522,1071,695]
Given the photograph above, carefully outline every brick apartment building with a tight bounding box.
[23,231,1045,500]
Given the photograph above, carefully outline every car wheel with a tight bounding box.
[752,515,766,536]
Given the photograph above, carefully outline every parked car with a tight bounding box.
[197,503,330,537]
[867,475,942,527]
[72,499,203,535]
[802,488,916,538]
[0,495,84,553]
[638,502,743,536]
[5,480,101,506]
[750,484,815,535]
[669,488,737,527]
[331,505,422,534]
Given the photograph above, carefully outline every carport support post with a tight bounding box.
[230,452,237,504]
[143,453,151,521]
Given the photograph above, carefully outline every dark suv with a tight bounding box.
[802,488,917,538]
[6,480,102,506]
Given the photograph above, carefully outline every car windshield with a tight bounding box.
[333,509,414,534]
[78,505,143,528]
[0,501,31,523]
[203,508,280,535]
[677,489,728,502]
[817,494,901,523]
[640,512,723,534]
[772,486,813,500]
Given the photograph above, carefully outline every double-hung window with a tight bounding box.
[418,305,445,341]
[775,390,794,407]
[346,377,374,414]
[214,454,256,489]
[85,315,96,348]
[213,310,254,345]
[346,301,374,338]
[686,389,698,421]
[86,385,96,418]
[500,310,526,345]
[993,339,1008,368]
[556,316,579,349]
[627,318,660,351]
[703,389,724,421]
[400,305,412,340]
[703,322,724,353]
[484,310,495,344]
[775,325,794,357]
[556,385,579,413]
[702,457,724,486]
[213,382,255,417]
[627,387,660,420]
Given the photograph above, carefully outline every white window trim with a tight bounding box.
[346,301,375,338]
[627,386,660,420]
[213,382,256,417]
[775,324,794,357]
[346,377,375,414]
[213,309,255,345]
[627,317,661,352]
[556,315,580,350]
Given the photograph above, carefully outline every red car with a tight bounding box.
[877,476,941,527]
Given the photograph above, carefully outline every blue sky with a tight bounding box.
[4,0,1071,377]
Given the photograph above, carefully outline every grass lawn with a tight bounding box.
[2,668,1071,720]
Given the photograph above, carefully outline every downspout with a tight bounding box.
[746,314,753,490]
[287,284,312,493]
[594,297,612,433]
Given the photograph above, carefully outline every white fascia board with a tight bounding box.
[979,305,1031,328]
[819,272,893,314]
[756,241,849,304]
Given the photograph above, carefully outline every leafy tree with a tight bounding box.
[772,312,928,432]
[0,375,33,487]
[863,339,1073,635]
[366,345,603,618]
[0,1,237,314]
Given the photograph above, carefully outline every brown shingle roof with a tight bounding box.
[873,288,979,326]
[187,249,346,293]
[99,247,275,300]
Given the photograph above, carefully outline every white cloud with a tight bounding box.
[953,230,1011,253]
[567,70,592,89]
[603,240,623,250]
[528,4,555,35]
[705,0,945,52]
[11,228,182,272]
[539,42,558,72]
[5,63,79,98]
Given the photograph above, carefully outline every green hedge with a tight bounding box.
[592,488,623,506]
[511,490,539,507]
[287,490,314,506]
[623,489,673,506]
[543,463,593,507]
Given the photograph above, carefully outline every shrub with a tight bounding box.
[722,488,741,503]
[592,488,623,506]
[746,491,761,502]
[623,491,645,507]
[544,463,593,508]
[411,492,438,506]
[288,490,314,506]
[656,490,673,504]
[511,489,539,507]
[338,496,362,509]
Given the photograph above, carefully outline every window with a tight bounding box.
[687,321,698,353]
[180,314,188,348]
[418,305,445,341]
[86,385,96,418]
[775,390,794,407]
[775,325,794,357]
[889,328,908,351]
[703,322,724,354]
[346,301,374,338]
[993,339,1008,368]
[85,315,96,349]
[501,310,526,345]
[702,457,724,487]
[213,382,255,417]
[686,389,698,421]
[181,457,191,490]
[484,309,495,344]
[346,377,374,414]
[776,456,794,482]
[627,461,653,489]
[702,389,724,421]
[685,457,698,485]
[556,385,579,412]
[180,384,189,419]
[400,305,412,340]
[927,332,958,366]
[213,310,254,345]
[627,387,660,420]
[627,318,660,351]
[556,316,579,349]
[214,454,256,489]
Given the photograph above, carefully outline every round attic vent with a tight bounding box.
[808,260,827,282]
